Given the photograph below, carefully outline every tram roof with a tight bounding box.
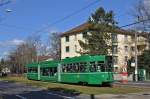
[26,62,39,67]
[39,60,59,67]
[61,55,106,64]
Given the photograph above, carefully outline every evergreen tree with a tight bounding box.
[0,58,5,72]
[138,50,150,71]
[127,50,150,75]
[78,7,117,55]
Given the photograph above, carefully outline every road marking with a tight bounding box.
[48,92,74,99]
[16,95,27,99]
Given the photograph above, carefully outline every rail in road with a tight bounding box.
[0,80,80,99]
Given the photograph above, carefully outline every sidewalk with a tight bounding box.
[95,92,150,99]
[113,81,150,88]
[75,92,150,99]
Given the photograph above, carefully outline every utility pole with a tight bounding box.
[135,32,138,82]
[112,37,114,72]
[134,16,140,82]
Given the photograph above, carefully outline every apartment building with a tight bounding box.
[60,23,148,72]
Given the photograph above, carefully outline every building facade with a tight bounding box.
[60,23,148,72]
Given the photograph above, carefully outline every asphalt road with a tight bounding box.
[0,80,150,99]
[0,80,81,99]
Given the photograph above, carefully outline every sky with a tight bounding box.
[0,0,139,59]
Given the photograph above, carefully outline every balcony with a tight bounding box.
[130,37,147,46]
[137,40,147,46]
[112,40,118,45]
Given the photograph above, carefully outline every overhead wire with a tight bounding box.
[30,0,101,36]
[120,18,150,28]
[0,0,149,36]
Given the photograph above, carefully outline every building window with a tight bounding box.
[124,35,128,42]
[75,45,77,52]
[124,46,128,52]
[74,34,77,40]
[82,32,87,38]
[125,56,128,63]
[112,45,118,54]
[114,67,118,72]
[131,36,135,42]
[111,33,118,43]
[65,36,69,42]
[131,57,135,62]
[113,56,118,65]
[131,46,135,51]
[66,46,69,52]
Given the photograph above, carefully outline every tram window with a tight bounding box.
[76,63,79,72]
[63,64,69,72]
[98,61,106,72]
[72,64,76,72]
[107,63,113,72]
[67,64,71,72]
[72,63,76,72]
[97,65,101,72]
[98,61,104,63]
[28,68,31,72]
[41,68,49,76]
[63,61,106,73]
[62,65,67,72]
[89,61,106,72]
[49,68,52,76]
[41,67,57,76]
[101,64,105,72]
[62,62,86,73]
[28,67,37,73]
[75,64,79,72]
[51,67,57,76]
[70,64,74,72]
[89,62,97,72]
[79,62,86,72]
[68,64,75,73]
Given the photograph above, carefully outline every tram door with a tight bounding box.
[106,56,113,72]
[57,64,62,82]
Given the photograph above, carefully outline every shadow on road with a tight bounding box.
[48,87,81,95]
[1,88,82,99]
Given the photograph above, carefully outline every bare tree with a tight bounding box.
[8,35,42,74]
[132,0,150,50]
[132,0,150,79]
[133,0,150,31]
[47,32,61,60]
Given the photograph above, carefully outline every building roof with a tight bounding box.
[61,23,91,37]
[61,22,148,37]
[36,55,53,61]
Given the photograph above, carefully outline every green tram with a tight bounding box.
[26,55,114,85]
